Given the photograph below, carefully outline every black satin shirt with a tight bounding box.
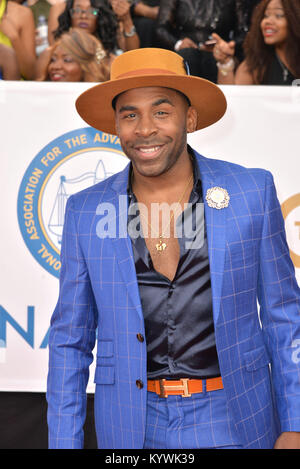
[127,154,220,379]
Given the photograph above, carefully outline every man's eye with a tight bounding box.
[156,110,168,116]
[124,113,136,119]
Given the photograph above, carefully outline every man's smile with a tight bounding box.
[133,144,166,159]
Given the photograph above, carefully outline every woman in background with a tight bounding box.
[37,27,112,81]
[0,43,20,79]
[0,0,36,79]
[48,0,139,53]
[213,0,300,84]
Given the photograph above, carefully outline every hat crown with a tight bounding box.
[111,48,188,80]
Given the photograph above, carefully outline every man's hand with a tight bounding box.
[274,432,300,449]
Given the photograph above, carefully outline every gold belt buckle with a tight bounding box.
[159,378,192,398]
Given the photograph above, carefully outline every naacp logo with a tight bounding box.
[17,127,128,278]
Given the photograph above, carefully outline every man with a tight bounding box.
[47,48,300,449]
[155,0,249,81]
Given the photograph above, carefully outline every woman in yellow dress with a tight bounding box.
[0,0,36,79]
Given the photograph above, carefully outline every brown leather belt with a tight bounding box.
[147,377,223,398]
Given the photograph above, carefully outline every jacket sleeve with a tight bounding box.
[46,196,97,449]
[258,171,300,432]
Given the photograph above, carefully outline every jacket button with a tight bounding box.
[136,379,144,389]
[137,333,144,342]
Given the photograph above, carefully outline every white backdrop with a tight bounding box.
[0,81,299,392]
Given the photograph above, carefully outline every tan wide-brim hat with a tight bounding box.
[76,48,227,135]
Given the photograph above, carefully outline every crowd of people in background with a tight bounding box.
[0,0,299,84]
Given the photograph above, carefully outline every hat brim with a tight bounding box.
[75,74,227,135]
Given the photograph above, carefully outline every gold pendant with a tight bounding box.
[156,238,167,252]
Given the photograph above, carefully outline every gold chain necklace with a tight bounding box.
[136,173,193,252]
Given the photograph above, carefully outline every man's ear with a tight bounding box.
[186,106,198,133]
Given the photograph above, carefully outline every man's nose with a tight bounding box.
[135,114,157,137]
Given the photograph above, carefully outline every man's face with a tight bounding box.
[114,87,197,179]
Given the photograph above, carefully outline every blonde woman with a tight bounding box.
[36,27,113,81]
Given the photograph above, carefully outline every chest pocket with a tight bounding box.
[226,241,257,289]
[228,241,256,268]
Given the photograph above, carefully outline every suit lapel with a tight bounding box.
[109,164,144,320]
[195,152,227,325]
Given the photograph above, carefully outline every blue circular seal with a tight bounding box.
[17,127,127,278]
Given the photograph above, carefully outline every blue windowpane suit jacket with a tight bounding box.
[47,150,300,449]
